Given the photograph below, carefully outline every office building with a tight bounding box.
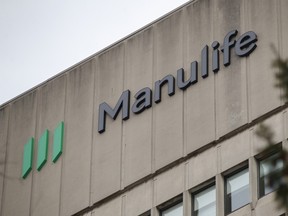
[0,0,288,215]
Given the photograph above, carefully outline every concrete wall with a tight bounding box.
[0,0,287,215]
[88,108,288,216]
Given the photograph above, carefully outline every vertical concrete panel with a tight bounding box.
[214,0,248,137]
[220,130,250,172]
[188,147,217,188]
[125,180,152,216]
[2,92,37,216]
[124,29,153,186]
[248,0,281,119]
[155,164,184,206]
[92,45,124,203]
[154,10,184,170]
[61,61,94,216]
[183,190,192,216]
[30,76,66,216]
[185,0,216,153]
[216,174,225,216]
[249,157,258,210]
[0,106,9,214]
[280,0,288,58]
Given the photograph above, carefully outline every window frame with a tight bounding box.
[223,162,250,215]
[256,143,282,198]
[158,194,183,216]
[139,210,151,216]
[191,178,216,216]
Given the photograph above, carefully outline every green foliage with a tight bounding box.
[256,124,288,208]
[256,55,288,210]
[274,57,288,100]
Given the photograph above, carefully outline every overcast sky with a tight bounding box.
[0,0,189,105]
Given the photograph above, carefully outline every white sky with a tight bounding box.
[0,0,189,105]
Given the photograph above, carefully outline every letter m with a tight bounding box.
[98,90,130,133]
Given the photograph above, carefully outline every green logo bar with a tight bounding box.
[37,130,49,171]
[22,137,34,179]
[52,121,64,163]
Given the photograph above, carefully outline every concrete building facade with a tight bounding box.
[0,0,288,215]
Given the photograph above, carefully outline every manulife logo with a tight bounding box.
[22,122,64,179]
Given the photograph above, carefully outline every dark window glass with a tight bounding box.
[259,152,283,197]
[225,168,250,214]
[193,185,216,216]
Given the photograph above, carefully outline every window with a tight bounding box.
[225,168,250,214]
[193,184,216,216]
[158,195,183,216]
[160,202,183,216]
[259,151,283,197]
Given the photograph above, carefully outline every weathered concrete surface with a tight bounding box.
[248,0,281,120]
[125,180,153,216]
[153,10,184,171]
[31,75,66,216]
[2,92,37,216]
[214,0,248,137]
[60,61,95,216]
[92,45,124,203]
[281,0,288,59]
[123,28,153,187]
[92,196,122,216]
[185,0,216,153]
[188,147,217,188]
[0,106,9,214]
[154,163,184,206]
